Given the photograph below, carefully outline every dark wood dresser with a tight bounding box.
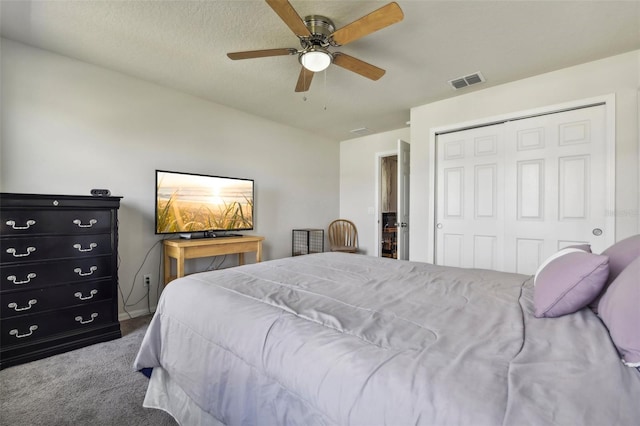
[0,193,122,369]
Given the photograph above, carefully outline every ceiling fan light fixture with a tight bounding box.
[300,47,332,72]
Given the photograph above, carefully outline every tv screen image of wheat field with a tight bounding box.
[156,171,253,233]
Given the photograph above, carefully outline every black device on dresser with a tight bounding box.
[0,193,122,369]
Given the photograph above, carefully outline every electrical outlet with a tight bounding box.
[143,274,151,287]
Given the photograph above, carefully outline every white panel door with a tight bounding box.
[435,124,505,270]
[435,104,610,274]
[397,140,410,260]
[503,105,609,274]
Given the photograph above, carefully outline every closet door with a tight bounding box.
[435,124,505,270]
[435,104,610,274]
[503,105,609,274]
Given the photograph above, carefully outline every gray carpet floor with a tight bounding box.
[0,315,177,426]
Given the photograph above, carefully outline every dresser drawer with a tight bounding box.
[1,210,112,236]
[0,234,112,264]
[1,301,114,347]
[1,234,112,264]
[1,256,112,291]
[1,280,114,318]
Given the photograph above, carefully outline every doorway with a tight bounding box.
[376,139,410,260]
[380,155,398,258]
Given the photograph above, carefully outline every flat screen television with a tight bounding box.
[155,170,254,237]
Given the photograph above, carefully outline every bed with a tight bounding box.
[134,249,640,425]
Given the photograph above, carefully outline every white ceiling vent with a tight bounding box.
[350,127,372,136]
[448,72,485,90]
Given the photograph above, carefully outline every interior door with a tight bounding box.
[435,104,610,274]
[397,140,410,260]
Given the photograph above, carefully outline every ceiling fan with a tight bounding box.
[227,0,404,92]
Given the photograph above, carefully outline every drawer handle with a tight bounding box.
[5,219,36,230]
[9,325,38,339]
[75,313,98,324]
[74,289,98,301]
[7,273,37,285]
[74,266,97,277]
[73,242,97,253]
[8,299,38,312]
[73,219,97,228]
[6,247,36,258]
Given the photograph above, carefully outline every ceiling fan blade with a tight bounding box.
[227,48,297,60]
[265,0,311,37]
[331,2,404,46]
[333,53,386,81]
[295,67,314,92]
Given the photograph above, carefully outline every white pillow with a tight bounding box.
[534,248,585,286]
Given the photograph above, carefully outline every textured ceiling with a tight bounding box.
[1,0,639,141]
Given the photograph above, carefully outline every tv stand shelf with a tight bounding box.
[163,235,264,285]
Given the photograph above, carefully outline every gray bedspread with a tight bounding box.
[134,252,640,425]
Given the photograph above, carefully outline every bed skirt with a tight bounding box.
[144,366,225,426]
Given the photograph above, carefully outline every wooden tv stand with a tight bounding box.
[163,235,264,285]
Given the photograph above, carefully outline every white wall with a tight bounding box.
[410,50,640,262]
[339,127,410,255]
[0,39,340,318]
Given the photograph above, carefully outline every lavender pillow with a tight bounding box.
[598,256,640,366]
[590,234,640,311]
[533,249,609,318]
[601,235,640,286]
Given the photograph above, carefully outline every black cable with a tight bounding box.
[117,238,164,317]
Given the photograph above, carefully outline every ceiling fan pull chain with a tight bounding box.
[303,68,308,101]
[323,69,327,111]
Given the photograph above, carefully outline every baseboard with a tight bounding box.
[118,307,156,321]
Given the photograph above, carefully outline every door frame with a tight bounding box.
[426,94,616,263]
